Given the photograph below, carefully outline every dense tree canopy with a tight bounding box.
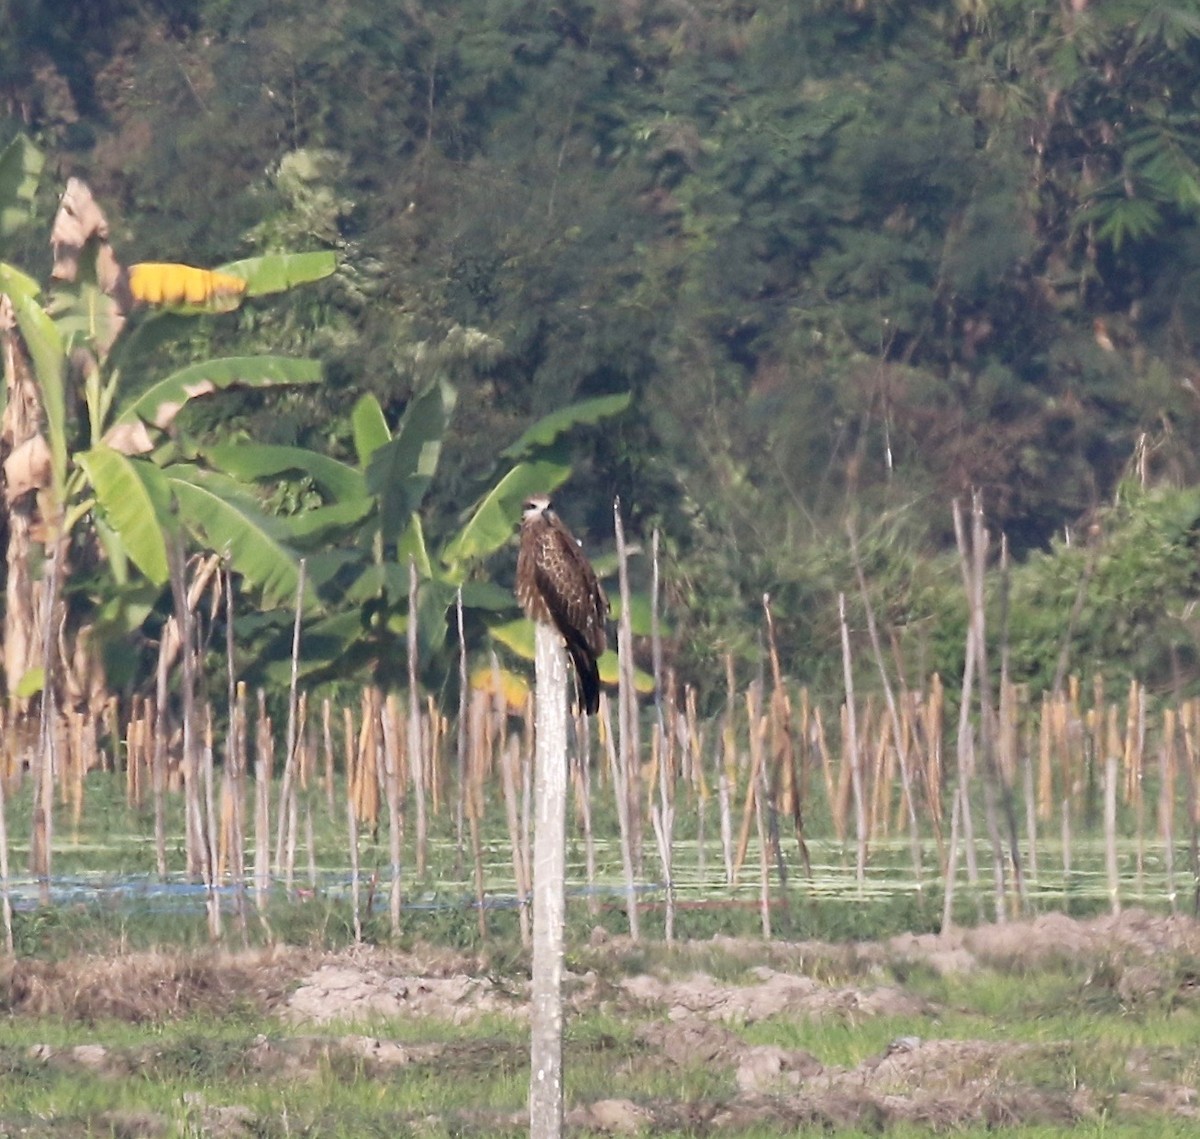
[7,0,1200,696]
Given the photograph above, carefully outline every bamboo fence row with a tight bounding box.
[0,501,1197,954]
[0,657,1196,951]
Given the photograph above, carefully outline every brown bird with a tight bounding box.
[516,495,609,714]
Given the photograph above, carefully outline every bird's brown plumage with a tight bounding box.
[516,495,608,714]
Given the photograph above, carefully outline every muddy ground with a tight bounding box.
[4,909,1200,1135]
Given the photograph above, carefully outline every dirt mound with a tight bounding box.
[620,965,927,1023]
[286,957,521,1025]
[0,946,311,1022]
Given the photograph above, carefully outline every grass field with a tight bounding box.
[0,703,1198,1136]
[2,910,1200,1137]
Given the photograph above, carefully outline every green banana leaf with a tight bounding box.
[78,446,173,585]
[167,465,320,613]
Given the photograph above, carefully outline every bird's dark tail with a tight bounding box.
[565,636,601,715]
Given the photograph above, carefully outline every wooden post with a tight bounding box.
[529,621,569,1139]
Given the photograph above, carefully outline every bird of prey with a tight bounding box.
[516,495,609,714]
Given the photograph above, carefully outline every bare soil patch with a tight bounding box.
[4,910,1200,1135]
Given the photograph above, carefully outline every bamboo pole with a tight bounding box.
[274,559,306,878]
[574,707,599,918]
[382,691,404,936]
[203,706,221,940]
[847,524,922,893]
[650,713,676,944]
[613,499,642,879]
[227,570,248,939]
[344,703,362,943]
[837,592,868,883]
[408,559,427,879]
[1104,705,1120,916]
[454,588,468,879]
[501,732,531,946]
[254,689,272,910]
[467,691,487,939]
[600,692,639,941]
[322,698,336,822]
[0,742,13,954]
[1160,718,1177,914]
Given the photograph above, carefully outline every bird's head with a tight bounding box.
[521,495,552,522]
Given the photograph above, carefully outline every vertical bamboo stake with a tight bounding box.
[467,689,488,939]
[408,559,428,879]
[529,620,569,1139]
[274,559,306,876]
[750,711,772,938]
[502,732,531,946]
[254,690,272,909]
[717,746,734,886]
[838,593,867,883]
[0,750,13,954]
[941,785,962,932]
[720,656,737,880]
[1161,720,1177,914]
[1104,710,1121,916]
[613,499,641,878]
[226,570,248,938]
[575,708,599,918]
[382,692,404,936]
[1023,744,1039,884]
[455,588,469,878]
[847,528,922,892]
[650,720,676,944]
[732,684,765,887]
[650,527,665,747]
[168,542,207,883]
[284,693,307,893]
[203,707,222,941]
[601,693,640,941]
[152,637,170,881]
[322,699,336,822]
[344,704,362,943]
[956,496,1009,921]
[31,534,63,902]
[521,689,534,913]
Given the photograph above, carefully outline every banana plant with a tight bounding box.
[206,379,633,689]
[0,136,334,699]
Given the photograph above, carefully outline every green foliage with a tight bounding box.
[12,0,1200,698]
[1004,483,1200,691]
[0,133,42,239]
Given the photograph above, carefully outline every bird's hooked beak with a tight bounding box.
[521,495,552,522]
